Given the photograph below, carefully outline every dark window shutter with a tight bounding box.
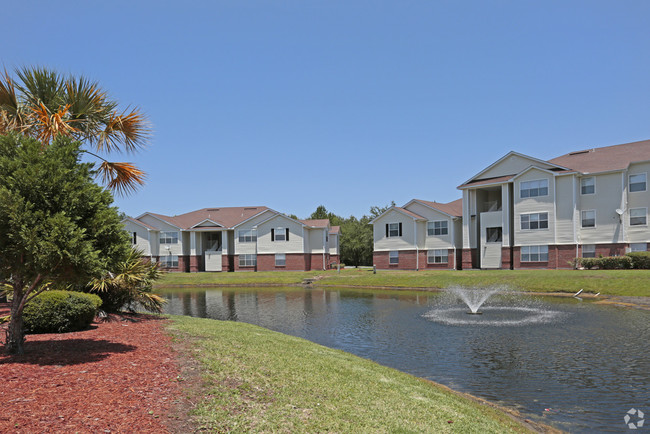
[286,228,289,241]
[399,222,402,236]
[386,224,389,237]
[271,228,275,241]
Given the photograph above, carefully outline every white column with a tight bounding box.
[222,231,229,255]
[190,232,198,255]
[462,190,471,249]
[501,184,510,247]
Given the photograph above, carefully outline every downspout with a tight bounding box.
[322,228,326,271]
[147,229,152,261]
[622,171,627,248]
[452,218,457,270]
[573,175,578,261]
[414,220,419,271]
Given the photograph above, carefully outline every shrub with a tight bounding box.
[23,290,102,334]
[578,258,598,270]
[627,252,650,269]
[599,256,632,269]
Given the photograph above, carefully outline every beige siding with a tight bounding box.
[578,172,623,244]
[555,175,576,244]
[123,221,152,256]
[308,228,327,253]
[256,216,305,254]
[513,169,555,246]
[373,209,416,251]
[328,234,339,255]
[404,202,457,249]
[627,162,650,243]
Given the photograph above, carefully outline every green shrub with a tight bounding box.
[627,251,650,269]
[599,256,632,269]
[578,258,598,270]
[23,290,102,334]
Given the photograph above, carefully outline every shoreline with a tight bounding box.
[155,282,650,310]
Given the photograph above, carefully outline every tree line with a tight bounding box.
[305,203,394,267]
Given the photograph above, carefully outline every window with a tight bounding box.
[629,173,647,192]
[275,254,286,267]
[520,213,549,230]
[581,177,595,195]
[520,179,549,198]
[160,231,178,244]
[427,221,448,236]
[239,254,257,267]
[272,228,289,241]
[630,243,647,252]
[389,251,399,264]
[630,208,647,226]
[238,229,257,243]
[582,244,596,258]
[160,255,178,268]
[581,210,596,228]
[386,222,402,237]
[521,245,548,262]
[427,249,448,264]
[132,232,137,245]
[486,227,502,242]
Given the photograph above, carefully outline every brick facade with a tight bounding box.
[374,250,455,270]
[461,248,477,270]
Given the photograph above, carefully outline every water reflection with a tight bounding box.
[164,288,650,432]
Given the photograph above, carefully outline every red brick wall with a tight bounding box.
[308,253,328,271]
[256,253,308,271]
[421,249,456,270]
[189,255,201,272]
[461,248,477,270]
[512,244,628,269]
[329,255,340,269]
[374,250,418,270]
[501,247,513,270]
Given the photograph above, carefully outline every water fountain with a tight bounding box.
[424,286,565,326]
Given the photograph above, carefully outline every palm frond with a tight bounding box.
[29,102,78,144]
[97,161,146,197]
[95,107,150,154]
[14,66,65,112]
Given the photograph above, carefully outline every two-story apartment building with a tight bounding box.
[459,140,650,269]
[123,206,340,272]
[371,199,463,270]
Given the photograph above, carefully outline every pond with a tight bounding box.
[162,287,649,432]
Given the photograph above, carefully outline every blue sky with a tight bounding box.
[5,1,650,219]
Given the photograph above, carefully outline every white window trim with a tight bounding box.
[427,249,448,264]
[389,250,399,264]
[160,255,179,268]
[629,172,648,193]
[239,254,257,267]
[238,229,257,243]
[160,231,179,244]
[388,222,400,238]
[582,244,596,258]
[629,207,648,226]
[274,227,287,242]
[520,212,549,231]
[521,245,549,262]
[427,220,448,236]
[275,253,286,267]
[581,209,596,229]
[519,178,549,199]
[580,177,596,195]
[630,242,648,252]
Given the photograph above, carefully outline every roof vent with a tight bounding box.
[568,150,590,156]
[244,207,258,210]
[207,208,220,211]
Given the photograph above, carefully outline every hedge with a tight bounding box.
[23,290,102,334]
[577,252,650,270]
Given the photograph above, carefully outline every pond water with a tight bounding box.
[163,287,650,432]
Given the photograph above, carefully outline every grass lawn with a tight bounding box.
[167,315,536,433]
[157,268,650,297]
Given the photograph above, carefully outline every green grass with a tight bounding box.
[157,268,650,297]
[167,315,532,433]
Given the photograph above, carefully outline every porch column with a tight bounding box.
[189,232,200,272]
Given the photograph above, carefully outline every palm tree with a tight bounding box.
[0,66,150,195]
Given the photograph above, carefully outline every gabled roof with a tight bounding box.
[548,139,650,174]
[136,207,272,230]
[299,219,330,228]
[459,151,569,187]
[254,212,304,228]
[410,198,463,218]
[458,175,514,189]
[370,206,426,223]
[122,216,158,231]
[329,226,340,235]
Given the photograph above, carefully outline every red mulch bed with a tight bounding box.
[0,303,183,433]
